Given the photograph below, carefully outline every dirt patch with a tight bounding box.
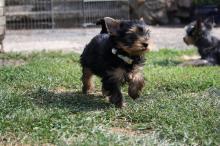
[0,59,26,67]
[50,87,69,93]
[110,127,145,137]
[48,87,84,94]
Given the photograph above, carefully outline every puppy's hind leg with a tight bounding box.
[81,67,94,94]
[102,79,123,108]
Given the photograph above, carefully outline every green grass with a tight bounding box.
[0,49,219,145]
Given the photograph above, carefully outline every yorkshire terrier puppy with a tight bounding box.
[80,17,150,107]
[183,18,220,66]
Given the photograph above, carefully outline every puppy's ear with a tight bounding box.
[96,18,108,34]
[96,18,105,25]
[204,17,215,30]
[104,17,120,36]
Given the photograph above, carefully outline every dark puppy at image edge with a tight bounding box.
[80,17,150,107]
[183,18,220,66]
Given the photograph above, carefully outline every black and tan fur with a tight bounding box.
[80,17,150,107]
[183,18,220,66]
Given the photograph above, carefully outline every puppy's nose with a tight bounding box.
[142,43,148,48]
[183,37,186,43]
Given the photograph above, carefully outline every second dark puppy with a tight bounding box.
[183,18,220,66]
[80,17,150,107]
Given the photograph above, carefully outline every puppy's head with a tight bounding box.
[183,18,215,45]
[104,17,150,56]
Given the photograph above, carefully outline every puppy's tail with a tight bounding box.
[96,18,108,34]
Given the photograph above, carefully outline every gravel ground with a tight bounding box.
[3,27,220,54]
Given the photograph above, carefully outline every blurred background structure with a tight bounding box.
[5,0,129,29]
[1,0,220,52]
[130,0,220,25]
[4,0,220,29]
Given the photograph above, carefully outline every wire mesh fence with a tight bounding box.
[83,0,129,27]
[0,0,5,31]
[6,0,53,29]
[5,0,129,30]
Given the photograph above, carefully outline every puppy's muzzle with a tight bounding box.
[183,36,192,45]
[183,37,188,45]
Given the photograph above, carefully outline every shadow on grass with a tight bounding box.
[30,88,111,112]
[151,59,181,66]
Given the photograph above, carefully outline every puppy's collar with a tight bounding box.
[112,48,133,64]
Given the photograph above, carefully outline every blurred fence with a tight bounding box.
[0,0,5,32]
[5,0,129,29]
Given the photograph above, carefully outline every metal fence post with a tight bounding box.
[0,0,5,52]
[82,0,85,27]
[51,0,55,29]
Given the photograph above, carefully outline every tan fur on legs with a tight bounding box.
[128,71,145,100]
[82,67,94,94]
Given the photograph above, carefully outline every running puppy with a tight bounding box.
[80,17,150,107]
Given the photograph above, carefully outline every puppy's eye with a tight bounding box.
[187,29,193,35]
[137,27,149,37]
[137,26,144,33]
